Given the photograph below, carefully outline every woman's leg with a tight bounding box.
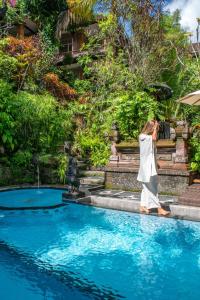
[140,183,150,213]
[145,176,169,215]
[145,175,161,209]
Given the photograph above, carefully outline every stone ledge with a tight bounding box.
[115,139,176,149]
[105,167,193,176]
[73,195,200,222]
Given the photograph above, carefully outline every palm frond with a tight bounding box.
[56,0,97,39]
[55,0,97,39]
[68,0,96,24]
[55,9,70,39]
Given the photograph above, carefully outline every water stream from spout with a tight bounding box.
[37,164,40,189]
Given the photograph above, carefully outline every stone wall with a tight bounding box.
[0,164,35,186]
[105,167,196,195]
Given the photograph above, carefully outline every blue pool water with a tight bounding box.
[0,188,65,208]
[0,189,200,299]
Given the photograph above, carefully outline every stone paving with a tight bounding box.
[72,188,200,222]
[91,189,178,205]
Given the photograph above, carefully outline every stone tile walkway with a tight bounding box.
[91,189,178,204]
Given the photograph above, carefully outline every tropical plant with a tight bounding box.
[55,0,97,39]
[5,0,27,24]
[11,150,32,167]
[73,130,110,166]
[43,72,78,102]
[0,36,42,89]
[18,0,96,40]
[0,80,16,150]
[57,153,69,183]
[190,135,200,172]
[0,79,74,155]
[115,92,161,139]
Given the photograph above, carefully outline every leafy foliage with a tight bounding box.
[11,150,32,168]
[73,130,110,167]
[43,72,78,102]
[57,153,69,183]
[6,0,27,24]
[0,80,16,150]
[0,36,42,89]
[0,0,200,177]
[0,79,74,156]
[115,92,161,139]
[190,135,200,172]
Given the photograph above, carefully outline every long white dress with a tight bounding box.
[137,134,161,209]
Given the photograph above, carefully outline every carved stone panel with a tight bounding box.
[157,154,172,161]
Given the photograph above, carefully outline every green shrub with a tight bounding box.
[57,154,69,184]
[11,150,32,168]
[73,131,110,167]
[190,136,200,173]
[115,91,161,139]
[0,51,18,82]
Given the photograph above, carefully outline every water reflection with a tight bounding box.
[0,241,124,300]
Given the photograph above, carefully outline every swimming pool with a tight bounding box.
[0,188,200,300]
[0,188,65,209]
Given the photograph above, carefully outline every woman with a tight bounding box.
[137,120,169,216]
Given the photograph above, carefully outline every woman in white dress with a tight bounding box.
[137,120,169,216]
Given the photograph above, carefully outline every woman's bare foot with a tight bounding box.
[140,206,150,214]
[158,207,170,216]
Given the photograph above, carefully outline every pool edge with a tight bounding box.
[64,195,200,223]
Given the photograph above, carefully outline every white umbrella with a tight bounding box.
[178,90,200,105]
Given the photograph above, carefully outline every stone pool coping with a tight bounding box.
[63,189,200,222]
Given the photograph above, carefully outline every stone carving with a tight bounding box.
[111,141,117,156]
[170,127,176,140]
[110,123,120,143]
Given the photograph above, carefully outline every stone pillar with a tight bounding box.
[174,121,190,170]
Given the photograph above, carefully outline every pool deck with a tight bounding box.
[63,188,200,222]
[1,185,200,222]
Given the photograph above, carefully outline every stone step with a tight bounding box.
[79,176,105,185]
[178,201,200,207]
[179,193,200,200]
[193,179,200,184]
[79,170,105,177]
[77,161,89,170]
[179,195,200,202]
[79,184,104,193]
[187,183,200,190]
[179,191,200,198]
[178,184,200,206]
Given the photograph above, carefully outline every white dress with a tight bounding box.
[137,134,161,209]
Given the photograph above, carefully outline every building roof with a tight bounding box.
[3,17,38,37]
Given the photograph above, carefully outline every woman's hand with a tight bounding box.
[154,121,159,131]
[152,121,159,141]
